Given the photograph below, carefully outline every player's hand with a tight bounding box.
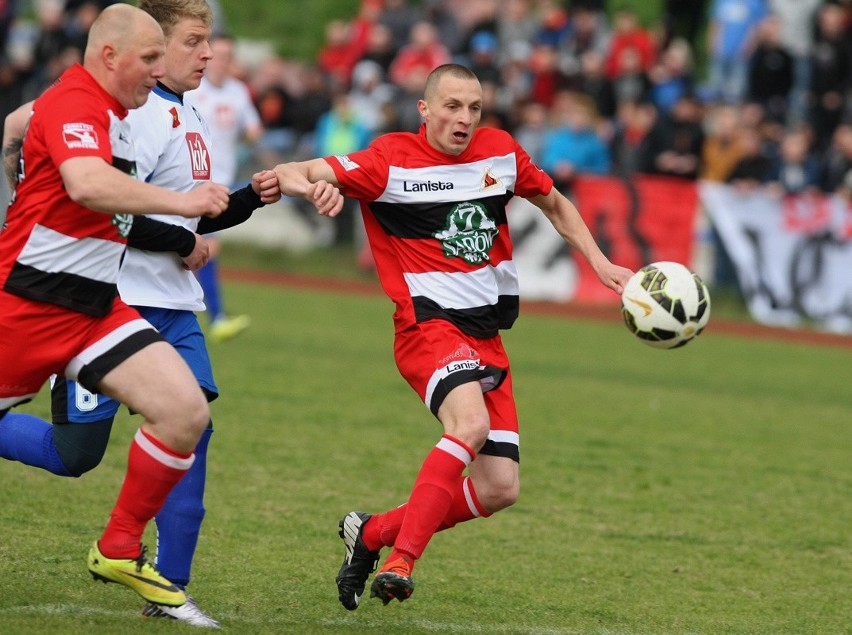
[307,180,344,217]
[252,169,281,204]
[181,182,230,217]
[181,233,209,271]
[598,262,633,295]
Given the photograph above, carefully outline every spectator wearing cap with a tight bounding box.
[467,31,501,85]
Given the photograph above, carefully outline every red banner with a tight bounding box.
[570,175,700,302]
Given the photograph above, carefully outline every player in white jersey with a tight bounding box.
[190,32,263,343]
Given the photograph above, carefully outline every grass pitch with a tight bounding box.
[0,277,849,635]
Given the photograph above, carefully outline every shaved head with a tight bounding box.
[85,4,163,62]
[423,64,478,102]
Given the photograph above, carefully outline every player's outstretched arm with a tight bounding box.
[529,187,633,294]
[273,159,344,217]
[59,156,229,218]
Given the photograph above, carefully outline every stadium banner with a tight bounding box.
[510,174,699,303]
[700,181,852,333]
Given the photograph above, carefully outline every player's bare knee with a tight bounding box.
[482,480,520,513]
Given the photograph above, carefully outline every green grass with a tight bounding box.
[1,278,850,634]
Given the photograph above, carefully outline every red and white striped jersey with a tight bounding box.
[0,64,135,317]
[327,125,553,338]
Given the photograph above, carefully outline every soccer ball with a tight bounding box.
[621,261,711,349]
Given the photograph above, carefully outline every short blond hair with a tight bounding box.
[424,64,478,101]
[138,0,213,37]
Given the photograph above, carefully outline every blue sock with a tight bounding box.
[154,425,212,587]
[0,413,71,476]
[197,259,223,323]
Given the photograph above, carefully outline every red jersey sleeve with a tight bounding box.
[324,136,392,202]
[36,83,114,170]
[511,137,553,199]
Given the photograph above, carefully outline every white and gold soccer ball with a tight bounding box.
[621,261,711,349]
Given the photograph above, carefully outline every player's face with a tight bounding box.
[113,24,166,110]
[419,76,482,156]
[163,18,212,94]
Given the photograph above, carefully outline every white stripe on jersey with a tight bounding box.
[64,318,154,380]
[17,224,124,283]
[403,260,519,310]
[377,154,517,204]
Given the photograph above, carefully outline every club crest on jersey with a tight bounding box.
[112,213,133,238]
[433,201,498,264]
[185,132,210,180]
[62,123,98,149]
[481,168,502,191]
[169,106,181,128]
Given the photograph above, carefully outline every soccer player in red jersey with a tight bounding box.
[0,4,231,608]
[273,63,633,607]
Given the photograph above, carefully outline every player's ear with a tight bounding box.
[101,43,118,70]
[417,99,428,120]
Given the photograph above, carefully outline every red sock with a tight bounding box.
[363,475,490,550]
[385,435,474,563]
[99,429,195,559]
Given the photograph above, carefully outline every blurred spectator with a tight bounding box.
[528,42,570,108]
[388,20,451,88]
[287,64,332,156]
[574,49,616,120]
[559,6,612,78]
[422,0,465,57]
[604,9,657,80]
[318,19,359,92]
[768,0,822,124]
[495,0,539,67]
[767,126,822,195]
[359,22,396,74]
[313,93,372,245]
[705,0,767,103]
[535,2,572,49]
[649,37,695,115]
[513,99,549,164]
[610,45,652,108]
[725,125,774,191]
[541,91,612,191]
[348,59,397,137]
[701,103,746,181]
[377,0,422,55]
[661,0,708,48]
[610,99,657,176]
[466,30,501,85]
[638,94,705,179]
[807,2,852,152]
[820,123,852,196]
[746,15,794,124]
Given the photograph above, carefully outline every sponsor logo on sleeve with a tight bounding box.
[335,154,360,171]
[62,123,99,150]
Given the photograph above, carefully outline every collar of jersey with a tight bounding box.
[153,82,183,105]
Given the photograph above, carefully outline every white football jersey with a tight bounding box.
[118,86,213,311]
[190,76,261,185]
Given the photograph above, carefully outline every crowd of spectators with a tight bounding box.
[2,0,852,229]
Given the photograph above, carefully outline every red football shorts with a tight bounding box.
[0,291,162,411]
[394,319,520,462]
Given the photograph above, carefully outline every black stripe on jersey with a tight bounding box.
[76,328,164,393]
[3,263,117,317]
[112,156,136,176]
[413,295,520,339]
[369,192,513,239]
